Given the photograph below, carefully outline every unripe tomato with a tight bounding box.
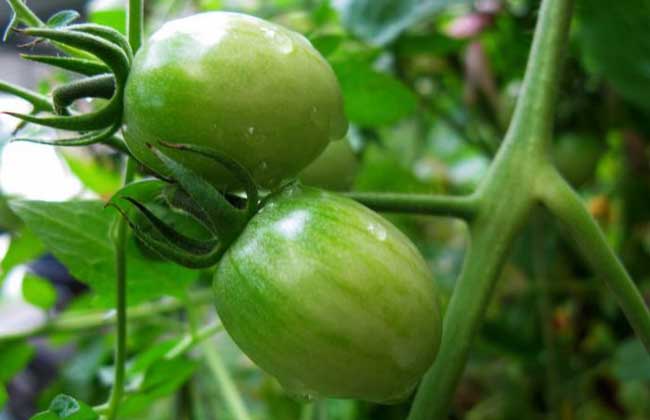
[299,138,359,191]
[553,133,604,187]
[214,185,441,403]
[123,12,347,189]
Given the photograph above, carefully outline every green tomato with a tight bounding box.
[299,138,359,191]
[87,0,127,34]
[124,12,347,189]
[553,133,604,187]
[214,185,441,403]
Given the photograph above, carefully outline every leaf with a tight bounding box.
[22,273,57,310]
[31,394,98,420]
[88,2,126,35]
[577,0,650,112]
[62,153,122,198]
[46,10,81,28]
[9,200,200,306]
[1,228,46,274]
[340,0,470,46]
[0,341,35,382]
[0,384,6,410]
[612,339,650,381]
[332,60,417,126]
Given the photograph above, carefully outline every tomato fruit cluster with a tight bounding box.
[123,12,348,189]
[214,185,442,403]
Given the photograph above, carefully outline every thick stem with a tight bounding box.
[344,192,478,220]
[104,160,136,420]
[538,168,650,352]
[0,290,213,343]
[6,0,41,27]
[500,0,574,154]
[408,198,528,419]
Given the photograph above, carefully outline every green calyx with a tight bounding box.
[108,142,261,269]
[1,10,132,152]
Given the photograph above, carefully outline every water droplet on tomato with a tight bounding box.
[367,223,387,241]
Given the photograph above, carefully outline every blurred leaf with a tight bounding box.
[31,394,97,420]
[340,0,470,46]
[0,341,34,382]
[46,10,80,28]
[333,60,417,125]
[0,384,6,410]
[22,273,57,310]
[612,339,650,381]
[87,0,127,34]
[9,200,199,306]
[0,193,23,231]
[310,34,345,57]
[577,0,650,112]
[63,153,121,198]
[1,228,46,275]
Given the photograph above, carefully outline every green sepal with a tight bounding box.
[11,121,125,153]
[68,23,133,62]
[2,9,18,42]
[20,55,110,76]
[163,185,217,234]
[52,74,115,114]
[149,144,248,242]
[108,201,225,269]
[159,142,260,217]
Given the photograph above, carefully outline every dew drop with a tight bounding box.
[367,223,387,241]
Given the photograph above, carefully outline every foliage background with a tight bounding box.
[0,0,649,419]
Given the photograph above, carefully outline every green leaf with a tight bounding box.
[62,153,122,197]
[0,341,35,382]
[341,0,470,46]
[577,0,650,112]
[0,193,23,231]
[612,339,650,381]
[9,200,200,306]
[1,228,46,275]
[332,60,417,126]
[31,394,98,420]
[46,10,80,28]
[0,384,7,410]
[22,273,57,310]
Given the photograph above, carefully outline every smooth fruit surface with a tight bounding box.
[124,12,347,189]
[553,133,604,187]
[299,137,359,191]
[213,185,441,403]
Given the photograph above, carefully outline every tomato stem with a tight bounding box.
[538,168,650,352]
[344,192,478,220]
[127,0,144,53]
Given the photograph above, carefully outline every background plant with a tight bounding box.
[0,0,649,419]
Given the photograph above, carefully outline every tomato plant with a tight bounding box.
[1,0,649,419]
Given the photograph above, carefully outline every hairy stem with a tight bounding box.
[104,159,136,420]
[500,0,574,155]
[344,192,478,220]
[0,290,213,343]
[538,168,650,352]
[6,0,40,27]
[0,80,51,111]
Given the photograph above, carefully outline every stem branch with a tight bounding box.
[538,169,650,352]
[344,192,478,220]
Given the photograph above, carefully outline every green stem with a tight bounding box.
[201,339,252,420]
[408,195,530,419]
[128,0,144,53]
[344,192,478,220]
[165,321,224,360]
[6,0,41,27]
[0,80,51,111]
[0,290,213,343]
[104,159,136,420]
[500,0,574,154]
[538,168,650,352]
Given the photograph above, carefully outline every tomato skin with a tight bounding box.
[124,12,347,189]
[213,185,441,403]
[299,138,359,191]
